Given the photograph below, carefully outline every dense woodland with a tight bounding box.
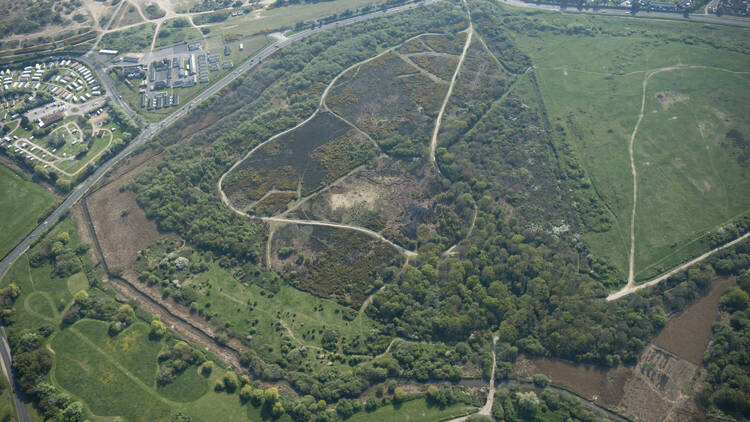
[700,268,750,418]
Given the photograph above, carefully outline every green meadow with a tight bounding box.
[507,7,750,281]
[0,164,54,259]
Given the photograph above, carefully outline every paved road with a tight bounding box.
[498,0,750,27]
[0,327,28,422]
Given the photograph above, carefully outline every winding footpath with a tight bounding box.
[429,22,473,174]
[447,336,499,422]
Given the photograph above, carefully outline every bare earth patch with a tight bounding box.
[654,91,688,110]
[654,276,733,365]
[86,150,166,269]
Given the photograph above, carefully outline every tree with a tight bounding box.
[720,288,749,312]
[62,401,83,422]
[150,318,167,339]
[516,391,540,418]
[73,290,89,305]
[114,304,135,324]
[393,387,406,403]
[223,370,239,392]
[272,401,285,416]
[249,387,264,406]
[264,387,280,404]
[532,373,549,388]
[239,384,253,402]
[57,231,70,244]
[200,361,214,376]
[110,266,125,277]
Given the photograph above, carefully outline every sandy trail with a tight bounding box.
[608,232,750,301]
[261,216,416,257]
[429,23,473,174]
[446,336,499,422]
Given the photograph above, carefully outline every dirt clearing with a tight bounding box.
[654,276,733,365]
[86,150,165,269]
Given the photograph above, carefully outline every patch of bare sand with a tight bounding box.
[654,91,688,110]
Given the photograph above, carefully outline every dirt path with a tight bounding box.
[429,24,472,175]
[219,33,466,260]
[447,335,498,422]
[262,216,417,257]
[608,231,749,301]
[150,21,161,52]
[444,204,477,256]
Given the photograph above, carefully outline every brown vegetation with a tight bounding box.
[86,151,166,269]
[271,224,403,307]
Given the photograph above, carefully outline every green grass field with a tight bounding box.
[100,23,157,52]
[203,0,393,37]
[190,260,379,362]
[0,216,293,422]
[154,18,203,50]
[507,7,750,282]
[0,164,54,258]
[51,322,172,422]
[348,398,475,422]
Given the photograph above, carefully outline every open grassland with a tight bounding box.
[71,319,162,385]
[202,0,393,37]
[51,322,171,422]
[0,216,273,422]
[0,164,54,258]
[633,69,750,280]
[154,18,203,50]
[176,257,383,360]
[100,22,156,52]
[507,7,750,280]
[347,398,475,422]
